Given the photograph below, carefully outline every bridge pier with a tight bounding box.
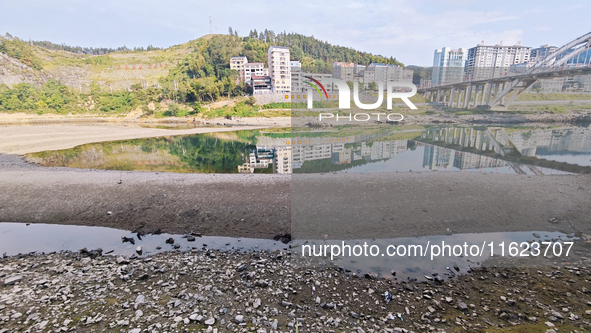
[493,83,500,104]
[464,85,472,108]
[499,83,506,105]
[450,87,456,107]
[481,83,489,105]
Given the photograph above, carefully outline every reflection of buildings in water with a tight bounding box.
[237,163,254,174]
[248,127,591,174]
[419,141,507,171]
[422,145,454,169]
[303,144,332,161]
[249,152,269,168]
[275,147,292,174]
[453,151,507,170]
[421,127,498,152]
[508,127,591,156]
[251,138,410,173]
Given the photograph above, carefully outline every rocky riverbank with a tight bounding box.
[1,248,591,333]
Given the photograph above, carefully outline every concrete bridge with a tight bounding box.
[418,31,591,109]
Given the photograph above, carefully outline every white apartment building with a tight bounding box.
[268,46,291,92]
[465,43,531,80]
[243,63,266,84]
[230,56,248,82]
[432,47,467,86]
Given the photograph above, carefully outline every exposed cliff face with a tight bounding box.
[0,53,49,86]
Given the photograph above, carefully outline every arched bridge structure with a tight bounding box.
[418,31,591,109]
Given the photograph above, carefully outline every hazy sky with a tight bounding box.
[1,0,588,66]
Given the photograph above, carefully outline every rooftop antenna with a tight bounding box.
[209,16,213,34]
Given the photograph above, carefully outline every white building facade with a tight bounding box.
[465,43,531,81]
[268,46,291,92]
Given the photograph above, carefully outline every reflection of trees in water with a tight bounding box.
[167,135,255,173]
[26,130,263,174]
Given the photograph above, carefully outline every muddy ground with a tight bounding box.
[0,154,290,239]
[1,154,590,241]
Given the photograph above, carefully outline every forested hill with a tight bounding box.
[0,31,404,115]
[245,30,403,72]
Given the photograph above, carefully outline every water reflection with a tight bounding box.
[1,222,582,280]
[294,230,582,280]
[0,223,286,257]
[25,125,591,175]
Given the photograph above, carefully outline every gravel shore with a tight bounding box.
[1,248,591,333]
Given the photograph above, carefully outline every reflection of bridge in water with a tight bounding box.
[256,127,591,174]
[416,127,591,174]
[419,32,591,109]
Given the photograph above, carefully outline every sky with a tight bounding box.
[1,0,589,66]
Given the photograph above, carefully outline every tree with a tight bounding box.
[368,82,377,91]
[245,96,256,106]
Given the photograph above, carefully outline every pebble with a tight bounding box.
[189,314,204,322]
[4,275,23,285]
[0,244,588,333]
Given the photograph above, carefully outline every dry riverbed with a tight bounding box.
[1,115,591,333]
[1,248,591,333]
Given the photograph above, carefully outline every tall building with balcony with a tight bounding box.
[464,43,531,80]
[230,56,248,82]
[432,47,467,86]
[268,46,291,92]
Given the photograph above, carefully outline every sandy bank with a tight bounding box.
[0,123,280,155]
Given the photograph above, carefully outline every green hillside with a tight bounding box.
[0,32,405,116]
